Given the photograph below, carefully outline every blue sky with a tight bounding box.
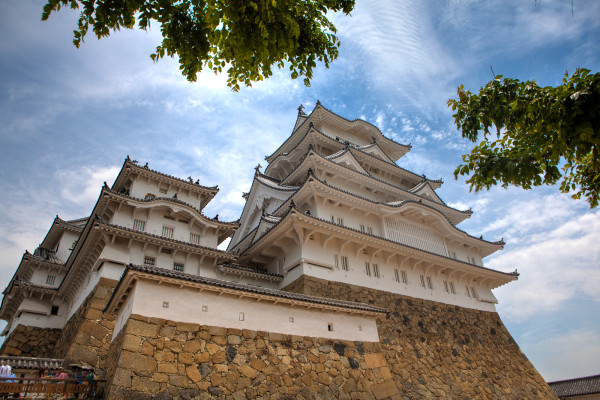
[1,0,599,381]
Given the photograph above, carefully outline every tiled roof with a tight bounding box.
[241,206,516,280]
[217,263,283,281]
[548,374,600,398]
[104,188,239,228]
[0,356,63,371]
[108,264,387,315]
[123,157,219,192]
[94,220,236,260]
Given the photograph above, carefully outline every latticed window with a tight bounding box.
[420,274,426,288]
[341,256,349,271]
[373,264,379,278]
[470,286,478,299]
[427,277,433,290]
[444,281,449,293]
[365,262,371,277]
[394,269,400,282]
[144,256,155,266]
[162,226,174,238]
[173,263,184,272]
[189,233,201,245]
[46,275,56,285]
[449,282,456,294]
[133,219,146,231]
[401,270,408,284]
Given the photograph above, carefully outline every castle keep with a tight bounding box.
[0,104,557,399]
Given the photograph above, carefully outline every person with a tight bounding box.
[55,368,68,380]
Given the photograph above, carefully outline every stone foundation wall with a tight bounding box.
[53,277,118,369]
[0,325,61,358]
[104,314,398,400]
[284,275,557,399]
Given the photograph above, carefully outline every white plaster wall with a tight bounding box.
[55,231,80,262]
[114,284,136,337]
[292,239,497,312]
[8,312,66,335]
[115,279,380,342]
[30,268,66,288]
[130,177,202,210]
[320,123,371,147]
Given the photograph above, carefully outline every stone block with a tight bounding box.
[176,322,199,332]
[120,351,157,373]
[186,365,203,383]
[132,376,161,393]
[211,350,226,364]
[157,363,178,374]
[238,364,258,379]
[127,320,159,338]
[364,353,387,369]
[207,326,227,336]
[206,343,221,355]
[183,340,203,353]
[111,368,132,388]
[122,334,142,352]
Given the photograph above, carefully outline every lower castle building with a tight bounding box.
[0,104,557,399]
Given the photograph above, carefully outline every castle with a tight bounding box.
[0,103,557,399]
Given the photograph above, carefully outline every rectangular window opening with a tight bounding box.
[373,264,379,278]
[341,256,349,271]
[449,282,456,294]
[427,277,433,290]
[465,285,471,297]
[394,269,400,283]
[365,262,371,277]
[420,274,426,288]
[401,270,408,284]
[50,305,59,316]
[162,226,174,238]
[133,219,146,231]
[144,256,156,266]
[328,323,334,332]
[470,286,479,299]
[189,233,201,245]
[239,312,245,321]
[444,281,449,293]
[173,263,184,272]
[46,275,56,285]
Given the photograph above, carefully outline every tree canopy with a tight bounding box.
[448,68,600,207]
[42,0,355,90]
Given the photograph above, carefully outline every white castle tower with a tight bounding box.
[228,102,517,308]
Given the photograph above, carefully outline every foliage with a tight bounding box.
[449,68,600,207]
[42,0,355,90]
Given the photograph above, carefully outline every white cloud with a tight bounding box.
[57,166,120,207]
[524,329,600,381]
[492,209,600,320]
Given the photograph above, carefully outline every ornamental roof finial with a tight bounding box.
[290,200,296,208]
[316,99,322,106]
[372,136,377,144]
[297,104,305,115]
[254,164,262,174]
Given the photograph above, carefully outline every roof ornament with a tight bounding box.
[308,121,314,128]
[307,168,314,177]
[316,99,322,106]
[254,164,262,175]
[290,200,296,208]
[172,193,177,199]
[143,162,149,168]
[372,136,377,144]
[125,155,131,161]
[131,159,138,165]
[297,104,305,115]
[214,214,219,221]
[479,235,483,239]
[103,181,108,188]
[195,179,200,184]
[307,143,314,150]
[187,176,194,183]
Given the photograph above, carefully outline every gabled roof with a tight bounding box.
[39,216,87,250]
[266,102,411,163]
[271,174,500,253]
[111,157,219,209]
[280,149,471,225]
[326,150,370,175]
[548,374,600,398]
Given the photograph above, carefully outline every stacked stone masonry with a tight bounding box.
[0,325,60,358]
[52,278,118,369]
[283,275,558,399]
[105,314,399,400]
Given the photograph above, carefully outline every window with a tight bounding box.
[189,233,201,245]
[334,255,339,269]
[420,274,426,288]
[173,263,184,272]
[341,256,349,271]
[470,286,479,299]
[373,264,380,278]
[328,323,334,332]
[133,219,146,231]
[159,187,168,194]
[401,270,408,284]
[144,256,155,266]
[449,282,456,294]
[337,217,344,226]
[365,262,371,277]
[360,225,373,235]
[444,281,449,293]
[46,275,56,285]
[161,248,172,255]
[394,269,400,282]
[426,276,433,290]
[162,226,174,238]
[50,305,59,316]
[465,285,471,297]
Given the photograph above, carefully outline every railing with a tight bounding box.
[0,378,105,399]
